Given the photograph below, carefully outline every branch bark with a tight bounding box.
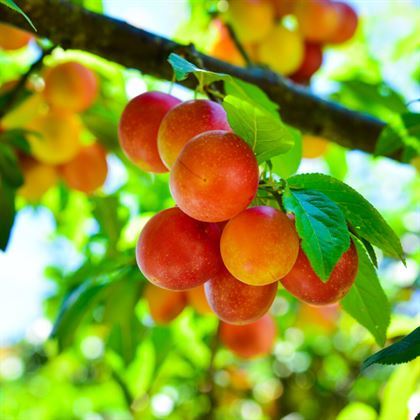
[1,0,391,158]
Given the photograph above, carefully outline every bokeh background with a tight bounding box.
[0,0,419,419]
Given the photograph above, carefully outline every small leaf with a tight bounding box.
[324,144,348,181]
[0,0,36,31]
[282,188,350,281]
[341,237,390,346]
[288,173,404,263]
[223,94,294,162]
[0,143,24,188]
[362,327,420,370]
[0,177,16,251]
[0,129,31,153]
[360,237,378,268]
[271,127,302,178]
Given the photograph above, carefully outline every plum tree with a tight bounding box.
[294,0,340,43]
[119,91,181,173]
[219,314,276,358]
[18,157,57,202]
[208,19,246,67]
[257,24,304,76]
[0,23,32,50]
[158,99,230,168]
[280,242,358,305]
[302,134,329,158]
[221,206,300,286]
[228,0,275,44]
[329,2,358,44]
[27,110,82,165]
[144,283,187,325]
[290,42,323,84]
[186,285,213,315]
[59,143,108,194]
[170,131,259,222]
[43,61,98,112]
[204,267,278,324]
[136,207,223,290]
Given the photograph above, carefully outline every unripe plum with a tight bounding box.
[186,285,213,315]
[280,241,358,305]
[257,25,304,76]
[294,0,340,43]
[43,61,98,113]
[119,91,181,173]
[144,283,187,325]
[329,2,358,44]
[205,267,277,324]
[18,157,57,202]
[302,134,329,158]
[170,131,259,222]
[158,99,230,169]
[0,24,32,50]
[228,0,275,43]
[60,143,108,194]
[221,206,300,286]
[27,110,82,165]
[290,42,323,84]
[209,19,245,67]
[136,207,223,290]
[219,314,276,358]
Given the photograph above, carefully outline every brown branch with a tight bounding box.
[0,0,394,159]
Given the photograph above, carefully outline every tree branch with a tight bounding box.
[0,0,393,159]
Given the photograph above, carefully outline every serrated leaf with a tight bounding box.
[0,0,36,31]
[341,237,390,346]
[271,127,302,178]
[0,177,15,251]
[223,95,294,162]
[288,173,404,263]
[362,327,420,370]
[282,189,350,281]
[51,280,110,350]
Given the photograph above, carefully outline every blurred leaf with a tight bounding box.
[271,127,302,178]
[379,359,420,420]
[324,144,348,181]
[341,237,390,346]
[283,188,350,281]
[223,95,294,162]
[362,327,420,370]
[0,143,23,187]
[337,402,377,420]
[52,279,110,350]
[288,173,404,263]
[0,128,31,153]
[0,177,15,251]
[0,0,36,30]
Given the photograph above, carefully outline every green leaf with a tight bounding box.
[288,173,404,263]
[337,402,377,420]
[341,237,390,346]
[324,144,348,181]
[223,95,294,162]
[0,177,16,251]
[271,127,302,178]
[51,280,110,350]
[0,129,31,153]
[379,359,420,420]
[0,0,36,31]
[360,237,378,268]
[0,143,23,188]
[282,188,350,281]
[362,327,420,370]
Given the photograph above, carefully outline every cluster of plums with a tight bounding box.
[209,0,358,84]
[0,59,107,201]
[118,91,358,358]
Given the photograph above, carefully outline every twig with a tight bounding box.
[225,23,253,68]
[0,46,55,117]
